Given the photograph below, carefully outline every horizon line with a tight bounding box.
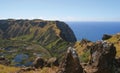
[0,18,120,22]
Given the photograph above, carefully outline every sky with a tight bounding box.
[0,0,120,21]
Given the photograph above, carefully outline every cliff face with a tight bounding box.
[0,19,77,66]
[0,19,76,43]
[55,21,76,42]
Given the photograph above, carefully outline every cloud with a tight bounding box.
[0,16,120,22]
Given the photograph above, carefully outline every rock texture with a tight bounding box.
[104,33,120,57]
[57,47,84,73]
[5,42,119,73]
[33,57,59,68]
[102,34,112,40]
[56,21,76,42]
[0,57,10,65]
[33,57,45,68]
[85,41,116,73]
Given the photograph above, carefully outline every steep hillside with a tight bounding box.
[0,19,76,42]
[0,19,76,66]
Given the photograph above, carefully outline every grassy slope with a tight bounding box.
[8,21,69,58]
[74,41,92,63]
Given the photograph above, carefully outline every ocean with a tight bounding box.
[66,22,120,41]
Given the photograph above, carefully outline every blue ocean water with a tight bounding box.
[66,22,120,41]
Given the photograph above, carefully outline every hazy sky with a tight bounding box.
[0,0,120,21]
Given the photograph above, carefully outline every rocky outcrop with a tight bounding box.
[33,57,59,68]
[14,42,119,73]
[0,57,10,65]
[33,57,45,68]
[85,41,116,73]
[116,57,120,68]
[115,57,120,73]
[102,34,112,40]
[57,47,84,73]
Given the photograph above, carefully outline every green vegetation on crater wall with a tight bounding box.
[0,19,77,66]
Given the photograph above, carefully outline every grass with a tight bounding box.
[74,41,93,56]
[74,41,92,63]
[0,64,20,73]
[0,39,52,66]
[0,64,58,73]
[80,49,90,63]
[114,44,120,57]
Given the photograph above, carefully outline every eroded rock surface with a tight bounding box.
[57,47,84,73]
[85,42,116,73]
[33,57,45,68]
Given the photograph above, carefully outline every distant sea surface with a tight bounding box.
[66,22,120,41]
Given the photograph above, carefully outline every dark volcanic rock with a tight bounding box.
[86,42,116,73]
[102,34,112,40]
[116,57,120,68]
[57,47,84,73]
[56,21,77,42]
[33,57,45,68]
[33,57,59,68]
[0,57,10,65]
[115,57,120,72]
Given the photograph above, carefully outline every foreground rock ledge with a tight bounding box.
[57,47,84,73]
[85,42,117,73]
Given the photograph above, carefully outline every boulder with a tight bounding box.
[33,57,45,68]
[102,34,112,40]
[0,57,10,65]
[57,47,84,73]
[115,57,120,73]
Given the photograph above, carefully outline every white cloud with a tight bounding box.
[0,16,120,22]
